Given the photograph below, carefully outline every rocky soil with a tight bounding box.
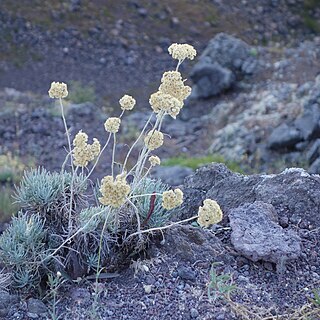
[1,164,320,319]
[1,1,320,319]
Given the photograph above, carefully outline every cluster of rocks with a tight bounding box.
[190,33,259,98]
[186,33,320,174]
[268,75,320,173]
[179,163,320,267]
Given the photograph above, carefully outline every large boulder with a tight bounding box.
[229,201,302,267]
[268,123,303,150]
[179,163,320,228]
[190,61,235,99]
[190,33,258,98]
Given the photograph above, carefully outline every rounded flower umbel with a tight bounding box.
[168,43,197,61]
[197,199,223,228]
[72,130,101,167]
[104,117,121,133]
[149,91,183,119]
[99,174,131,208]
[162,188,183,210]
[149,155,161,167]
[144,130,164,151]
[119,95,136,111]
[159,71,191,103]
[48,82,68,99]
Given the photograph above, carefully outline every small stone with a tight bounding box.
[190,308,199,318]
[27,298,47,315]
[143,284,152,294]
[106,310,114,316]
[177,265,197,281]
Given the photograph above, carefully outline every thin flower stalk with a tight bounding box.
[111,133,116,177]
[85,132,112,181]
[68,166,79,235]
[40,207,108,264]
[59,97,74,174]
[125,214,198,241]
[122,113,154,173]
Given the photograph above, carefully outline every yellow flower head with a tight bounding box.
[48,82,68,99]
[119,94,136,111]
[162,188,183,210]
[72,130,100,167]
[197,199,223,228]
[144,130,164,151]
[149,91,183,118]
[168,43,197,61]
[99,174,131,208]
[149,155,161,167]
[104,117,121,133]
[159,71,191,103]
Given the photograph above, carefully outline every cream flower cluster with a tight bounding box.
[48,82,68,99]
[119,94,136,111]
[144,130,164,150]
[149,71,191,119]
[149,92,183,119]
[104,117,121,133]
[162,188,183,210]
[160,71,191,103]
[99,174,131,208]
[72,131,101,167]
[168,43,197,61]
[197,199,223,228]
[148,155,161,166]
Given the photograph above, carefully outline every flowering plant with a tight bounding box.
[0,43,223,292]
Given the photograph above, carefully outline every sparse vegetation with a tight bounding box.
[163,154,244,172]
[67,81,97,104]
[0,44,223,314]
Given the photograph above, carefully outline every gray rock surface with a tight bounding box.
[154,224,225,264]
[229,201,301,266]
[27,298,47,315]
[190,62,235,98]
[151,165,193,186]
[0,292,19,318]
[190,33,257,98]
[268,123,302,150]
[293,104,320,141]
[179,164,320,228]
[307,139,320,164]
[309,158,320,174]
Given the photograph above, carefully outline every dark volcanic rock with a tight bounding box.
[151,165,193,186]
[191,33,258,98]
[157,224,224,263]
[229,201,302,266]
[293,104,320,141]
[190,61,235,98]
[180,164,320,228]
[0,292,19,318]
[268,123,302,150]
[307,139,320,165]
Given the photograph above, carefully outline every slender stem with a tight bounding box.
[122,113,153,173]
[127,198,142,240]
[176,59,184,71]
[136,111,165,180]
[40,207,108,264]
[111,133,116,177]
[86,133,112,181]
[125,215,198,241]
[134,111,164,182]
[59,98,74,173]
[129,193,162,199]
[68,166,78,236]
[94,208,111,287]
